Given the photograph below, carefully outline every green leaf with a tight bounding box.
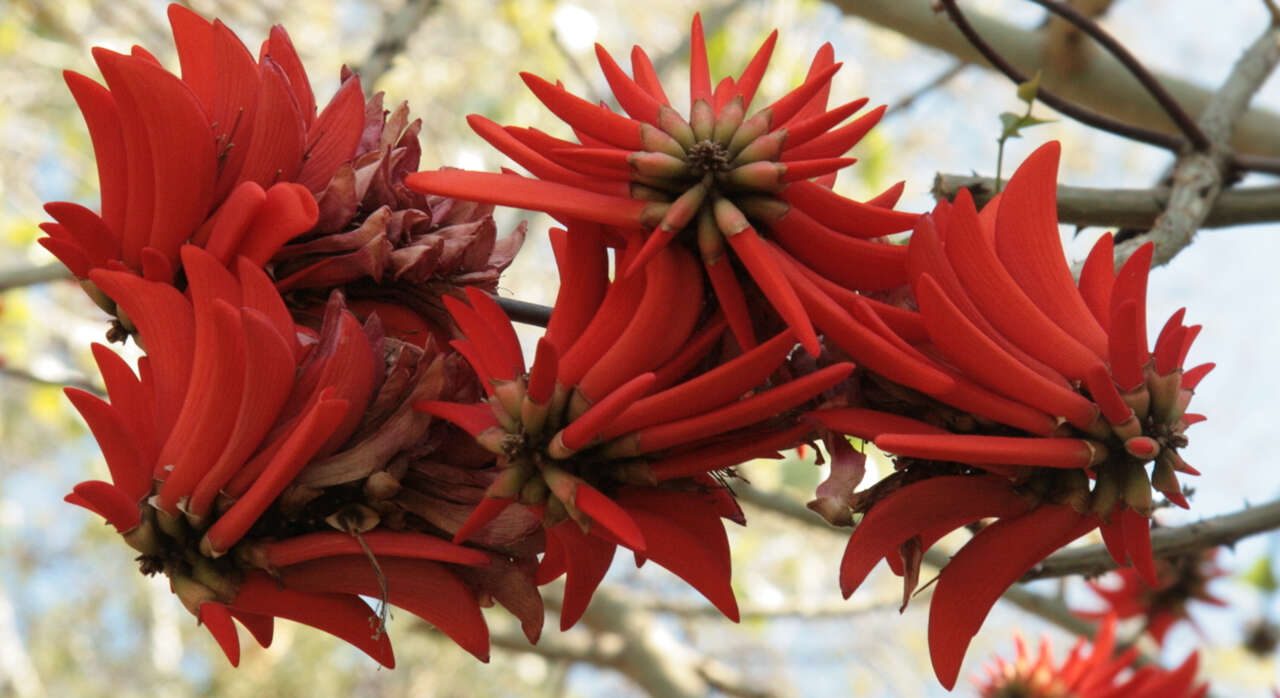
[1241,556,1278,592]
[1016,70,1044,104]
[999,112,1055,140]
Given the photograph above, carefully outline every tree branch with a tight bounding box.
[495,296,552,327]
[350,0,442,87]
[935,0,1183,150]
[933,174,1280,229]
[824,0,1280,157]
[883,61,968,118]
[1025,497,1280,581]
[1114,23,1280,268]
[0,262,72,292]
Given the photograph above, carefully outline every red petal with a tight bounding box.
[471,118,629,196]
[560,373,657,451]
[603,330,796,439]
[1119,508,1158,587]
[780,180,919,238]
[544,224,610,355]
[839,476,1032,596]
[734,30,778,108]
[629,46,669,104]
[262,25,316,126]
[782,106,884,161]
[521,73,643,150]
[618,488,739,620]
[688,14,712,104]
[227,610,274,648]
[234,182,319,267]
[928,504,1095,689]
[65,387,152,502]
[279,556,490,661]
[993,142,1108,357]
[89,343,158,466]
[414,401,500,438]
[406,170,648,229]
[648,424,811,482]
[762,62,843,127]
[875,433,1104,469]
[66,480,141,532]
[233,58,305,188]
[575,484,645,552]
[1110,242,1154,363]
[778,97,869,154]
[704,256,758,351]
[200,181,266,263]
[649,313,729,390]
[725,225,819,356]
[231,571,394,667]
[549,522,617,630]
[595,44,663,124]
[451,497,517,545]
[444,294,518,381]
[1078,233,1115,331]
[198,602,241,667]
[298,76,364,192]
[264,530,491,568]
[1109,300,1147,390]
[527,338,559,404]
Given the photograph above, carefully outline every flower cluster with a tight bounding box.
[974,615,1208,698]
[46,4,1215,689]
[1080,547,1228,646]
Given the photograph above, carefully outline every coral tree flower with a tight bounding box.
[417,227,851,629]
[64,245,517,666]
[405,14,921,357]
[809,142,1209,688]
[1080,548,1228,646]
[39,4,360,288]
[974,615,1208,698]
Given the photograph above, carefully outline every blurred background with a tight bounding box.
[1,0,1278,695]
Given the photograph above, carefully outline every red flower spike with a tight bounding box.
[838,476,1033,597]
[993,142,1109,357]
[944,189,1105,382]
[44,202,120,270]
[90,50,155,270]
[648,313,729,391]
[198,602,241,667]
[759,63,844,129]
[231,571,394,668]
[703,251,759,351]
[227,610,273,649]
[526,338,559,404]
[875,433,1106,469]
[278,556,490,661]
[915,273,1099,430]
[414,401,501,438]
[602,330,796,440]
[479,121,630,197]
[89,343,158,464]
[928,504,1096,689]
[556,261,648,389]
[1154,324,1187,377]
[689,14,712,103]
[572,483,646,553]
[629,46,669,104]
[233,59,305,189]
[262,25,315,125]
[647,424,811,482]
[521,73,644,150]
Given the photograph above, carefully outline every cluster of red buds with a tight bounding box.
[46,4,1212,689]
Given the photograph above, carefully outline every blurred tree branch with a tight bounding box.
[825,0,1280,157]
[932,176,1280,230]
[350,0,442,88]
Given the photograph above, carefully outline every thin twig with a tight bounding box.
[936,0,1184,151]
[883,61,967,118]
[1025,0,1209,150]
[494,296,551,327]
[1025,497,1280,581]
[933,174,1280,229]
[1114,22,1280,267]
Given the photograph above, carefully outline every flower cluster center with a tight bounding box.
[686,139,733,177]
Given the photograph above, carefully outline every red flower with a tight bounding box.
[1080,548,1228,646]
[810,142,1209,688]
[64,245,517,665]
[418,229,849,628]
[974,615,1208,698]
[40,4,361,285]
[405,14,919,357]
